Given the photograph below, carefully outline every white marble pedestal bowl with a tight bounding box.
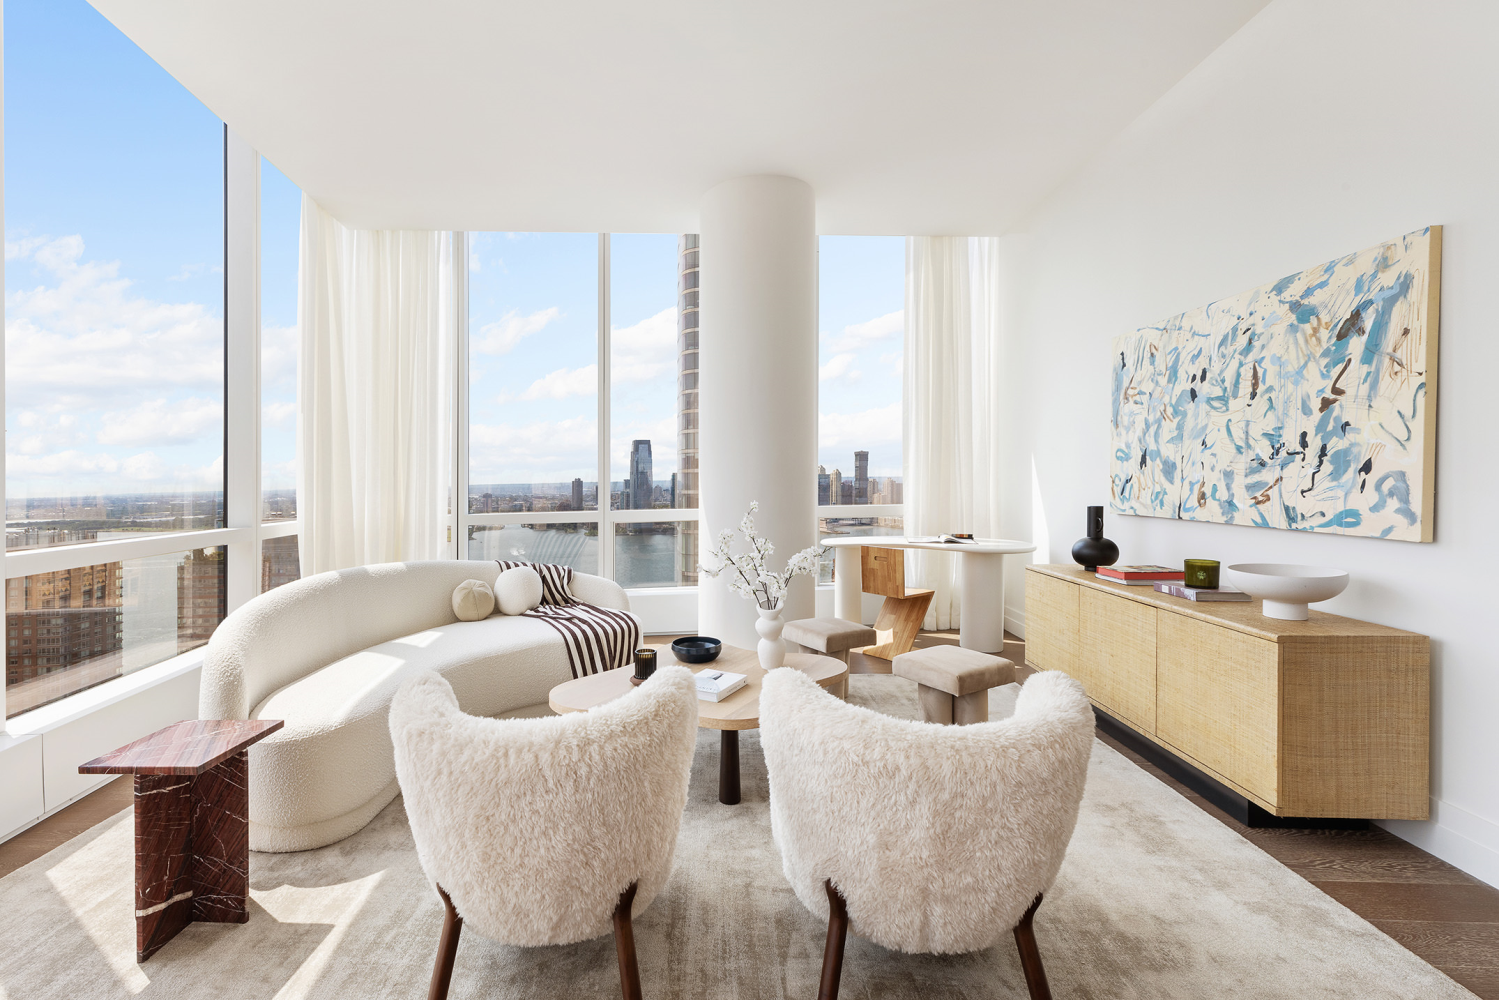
[1224,563,1349,620]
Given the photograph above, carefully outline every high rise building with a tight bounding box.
[840,481,854,504]
[669,472,677,508]
[829,468,843,506]
[178,548,226,652]
[854,451,869,503]
[817,465,830,505]
[629,440,653,511]
[675,234,700,585]
[887,478,903,504]
[5,562,125,716]
[572,477,584,511]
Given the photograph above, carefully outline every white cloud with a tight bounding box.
[470,415,598,482]
[611,307,675,383]
[473,307,560,355]
[5,235,47,261]
[262,400,297,429]
[5,235,222,409]
[879,350,903,379]
[262,322,299,390]
[819,402,902,449]
[827,310,903,353]
[519,364,598,401]
[819,352,858,382]
[167,262,222,282]
[3,234,226,494]
[97,398,221,447]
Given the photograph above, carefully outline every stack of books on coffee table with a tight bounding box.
[695,669,747,703]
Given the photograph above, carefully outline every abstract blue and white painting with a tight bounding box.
[1110,228,1440,542]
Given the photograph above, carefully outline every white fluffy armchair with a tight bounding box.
[389,666,699,1000]
[759,668,1094,1000]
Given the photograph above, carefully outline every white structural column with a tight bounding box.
[698,176,818,648]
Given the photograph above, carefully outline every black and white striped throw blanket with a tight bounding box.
[495,560,640,679]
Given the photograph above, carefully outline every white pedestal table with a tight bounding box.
[821,536,1037,654]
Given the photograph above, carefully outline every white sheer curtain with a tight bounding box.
[903,236,1005,629]
[297,195,456,576]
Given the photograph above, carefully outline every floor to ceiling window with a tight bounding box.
[3,0,229,715]
[455,232,903,592]
[465,233,601,572]
[816,235,906,581]
[609,234,698,588]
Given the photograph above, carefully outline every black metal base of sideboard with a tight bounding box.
[1092,707,1370,831]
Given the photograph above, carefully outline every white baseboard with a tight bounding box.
[1381,798,1499,889]
[1005,606,1026,642]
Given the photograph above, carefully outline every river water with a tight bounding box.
[468,525,683,588]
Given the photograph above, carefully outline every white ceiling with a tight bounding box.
[89,0,1269,234]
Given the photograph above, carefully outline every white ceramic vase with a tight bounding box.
[756,602,787,671]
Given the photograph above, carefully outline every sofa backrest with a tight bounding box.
[201,560,629,719]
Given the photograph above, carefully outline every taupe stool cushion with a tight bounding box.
[784,618,877,656]
[893,646,1015,725]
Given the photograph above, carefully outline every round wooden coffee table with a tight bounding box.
[549,643,847,804]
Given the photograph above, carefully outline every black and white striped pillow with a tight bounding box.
[495,560,575,606]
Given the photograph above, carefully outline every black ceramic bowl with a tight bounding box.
[671,636,722,664]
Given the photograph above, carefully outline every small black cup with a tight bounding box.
[631,648,657,686]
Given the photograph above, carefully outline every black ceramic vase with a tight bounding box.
[1071,505,1120,571]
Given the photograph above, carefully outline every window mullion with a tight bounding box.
[454,231,470,559]
[224,127,260,611]
[597,233,613,582]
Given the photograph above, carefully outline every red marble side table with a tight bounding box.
[80,719,283,962]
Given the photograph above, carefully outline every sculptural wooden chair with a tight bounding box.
[389,667,699,1000]
[760,668,1095,1000]
[859,545,933,659]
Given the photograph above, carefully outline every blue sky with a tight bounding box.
[5,0,904,508]
[818,236,904,481]
[468,232,905,493]
[5,0,224,500]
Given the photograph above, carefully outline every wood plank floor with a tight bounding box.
[5,630,1496,995]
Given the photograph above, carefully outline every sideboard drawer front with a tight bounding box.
[1156,612,1279,804]
[1079,588,1157,731]
[1025,570,1079,677]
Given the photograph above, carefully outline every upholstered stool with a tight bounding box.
[784,618,875,700]
[784,617,877,663]
[892,646,1015,725]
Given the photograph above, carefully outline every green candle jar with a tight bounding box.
[1183,559,1220,589]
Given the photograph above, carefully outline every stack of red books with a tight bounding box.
[1094,564,1184,586]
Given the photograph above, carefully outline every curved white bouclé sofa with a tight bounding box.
[200,560,633,853]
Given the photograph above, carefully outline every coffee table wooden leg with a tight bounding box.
[135,773,195,962]
[719,730,741,805]
[191,749,251,924]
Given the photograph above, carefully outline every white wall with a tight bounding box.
[999,0,1499,883]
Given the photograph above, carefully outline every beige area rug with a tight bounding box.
[0,676,1475,999]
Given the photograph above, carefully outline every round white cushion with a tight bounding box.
[495,566,543,616]
[452,579,496,621]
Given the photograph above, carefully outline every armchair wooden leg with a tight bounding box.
[428,884,464,1000]
[612,882,643,1000]
[818,879,850,1000]
[1012,893,1053,1000]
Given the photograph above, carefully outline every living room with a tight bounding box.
[1,1,1496,997]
